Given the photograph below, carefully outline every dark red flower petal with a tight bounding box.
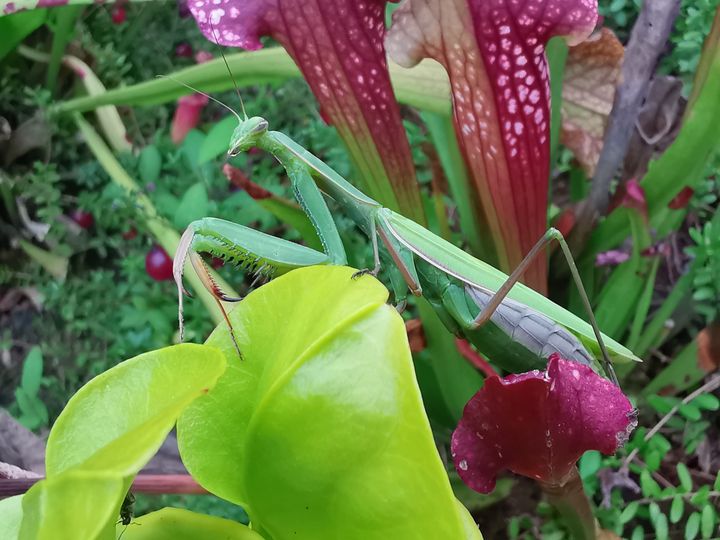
[223,164,273,200]
[553,208,577,238]
[387,0,598,291]
[668,186,694,210]
[451,354,636,493]
[188,0,424,221]
[171,93,209,144]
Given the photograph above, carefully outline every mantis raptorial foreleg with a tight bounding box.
[173,216,332,355]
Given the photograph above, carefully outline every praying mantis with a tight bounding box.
[169,72,637,382]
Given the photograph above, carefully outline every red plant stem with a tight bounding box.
[455,338,499,378]
[540,467,598,540]
[0,474,207,498]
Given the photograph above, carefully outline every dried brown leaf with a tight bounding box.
[561,28,624,176]
[697,322,720,373]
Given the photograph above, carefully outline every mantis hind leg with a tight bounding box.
[469,228,618,385]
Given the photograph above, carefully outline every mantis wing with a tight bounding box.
[380,209,639,364]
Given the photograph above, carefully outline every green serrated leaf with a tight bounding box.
[645,449,662,471]
[677,463,693,492]
[631,525,644,540]
[649,502,662,524]
[700,505,716,538]
[655,513,669,540]
[508,517,521,539]
[619,502,639,524]
[579,451,602,479]
[181,129,206,169]
[686,512,700,540]
[14,387,48,429]
[670,496,685,524]
[691,393,720,411]
[173,182,209,229]
[138,145,162,184]
[647,395,675,415]
[640,470,662,498]
[691,485,711,506]
[198,116,237,164]
[20,346,43,396]
[678,403,702,421]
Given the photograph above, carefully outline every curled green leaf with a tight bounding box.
[178,266,479,539]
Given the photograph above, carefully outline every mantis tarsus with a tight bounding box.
[169,62,637,382]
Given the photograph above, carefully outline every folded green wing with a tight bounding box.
[381,209,639,364]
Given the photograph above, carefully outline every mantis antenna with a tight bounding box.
[208,20,248,120]
[156,74,243,122]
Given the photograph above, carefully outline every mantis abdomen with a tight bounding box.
[466,286,593,367]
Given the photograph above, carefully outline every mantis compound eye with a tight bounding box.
[252,120,269,133]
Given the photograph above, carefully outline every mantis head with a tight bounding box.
[228,116,269,156]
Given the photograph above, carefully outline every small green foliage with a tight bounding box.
[686,512,701,540]
[12,347,49,430]
[686,220,720,323]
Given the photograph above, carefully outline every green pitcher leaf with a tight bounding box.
[0,496,24,540]
[46,343,226,477]
[20,471,123,540]
[116,507,266,540]
[178,266,479,540]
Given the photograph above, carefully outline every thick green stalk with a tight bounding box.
[45,5,82,94]
[626,257,661,351]
[541,468,598,540]
[416,299,484,422]
[421,112,495,264]
[547,37,569,171]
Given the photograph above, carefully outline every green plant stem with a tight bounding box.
[633,491,720,506]
[541,468,598,540]
[46,5,82,95]
[74,113,234,325]
[634,270,694,358]
[547,36,569,171]
[421,111,494,262]
[0,174,19,225]
[626,256,661,351]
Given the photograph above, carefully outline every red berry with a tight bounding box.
[111,6,126,24]
[175,43,193,58]
[69,209,94,229]
[145,245,173,281]
[122,228,137,240]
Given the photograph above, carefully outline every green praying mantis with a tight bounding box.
[168,65,638,383]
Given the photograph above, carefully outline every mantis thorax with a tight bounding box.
[228,116,269,156]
